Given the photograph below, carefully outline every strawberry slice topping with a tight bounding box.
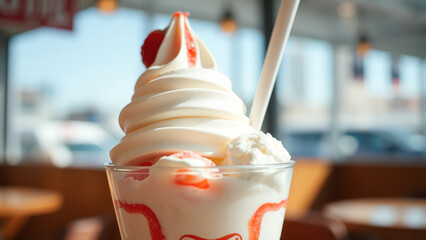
[125,151,218,188]
[175,169,210,189]
[141,29,165,68]
[169,151,215,189]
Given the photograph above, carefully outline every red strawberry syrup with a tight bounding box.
[184,20,197,67]
[173,11,196,67]
[116,200,166,240]
[179,233,242,240]
[116,199,287,240]
[248,199,288,240]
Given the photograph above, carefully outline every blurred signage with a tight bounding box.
[0,0,75,30]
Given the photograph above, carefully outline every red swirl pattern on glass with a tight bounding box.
[116,200,166,240]
[179,233,242,240]
[248,199,287,240]
[117,199,287,240]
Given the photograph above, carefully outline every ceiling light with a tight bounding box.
[220,9,237,33]
[97,0,118,13]
[357,35,370,57]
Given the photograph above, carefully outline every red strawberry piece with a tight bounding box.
[141,30,165,68]
[175,169,210,189]
[169,151,216,189]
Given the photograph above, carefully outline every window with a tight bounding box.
[277,37,333,158]
[278,41,426,161]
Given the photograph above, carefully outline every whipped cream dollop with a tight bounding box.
[110,12,253,166]
[223,132,291,166]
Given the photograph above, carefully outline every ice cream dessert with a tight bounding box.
[110,11,254,167]
[106,12,293,240]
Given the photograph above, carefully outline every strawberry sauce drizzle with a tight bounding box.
[248,199,287,240]
[116,200,166,240]
[117,198,287,240]
[179,233,242,240]
[172,12,196,67]
[184,18,197,67]
[172,11,196,67]
[173,11,190,18]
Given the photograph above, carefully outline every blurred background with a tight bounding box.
[0,0,425,240]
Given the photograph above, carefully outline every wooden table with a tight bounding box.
[324,198,426,240]
[0,187,63,240]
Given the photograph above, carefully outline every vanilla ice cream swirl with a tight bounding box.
[110,13,254,166]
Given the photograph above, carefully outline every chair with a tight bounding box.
[281,211,348,240]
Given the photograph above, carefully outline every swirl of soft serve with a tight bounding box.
[110,12,254,166]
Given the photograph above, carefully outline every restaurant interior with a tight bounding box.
[0,0,425,239]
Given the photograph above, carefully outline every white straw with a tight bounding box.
[249,0,300,131]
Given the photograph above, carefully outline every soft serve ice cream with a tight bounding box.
[110,11,254,167]
[107,12,293,240]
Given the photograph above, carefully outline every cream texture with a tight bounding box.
[110,13,254,166]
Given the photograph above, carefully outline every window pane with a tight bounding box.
[277,39,426,161]
[277,37,332,158]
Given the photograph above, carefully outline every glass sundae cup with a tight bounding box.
[105,161,294,240]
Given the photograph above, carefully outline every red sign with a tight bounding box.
[0,0,75,30]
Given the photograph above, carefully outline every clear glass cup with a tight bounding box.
[105,161,294,240]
